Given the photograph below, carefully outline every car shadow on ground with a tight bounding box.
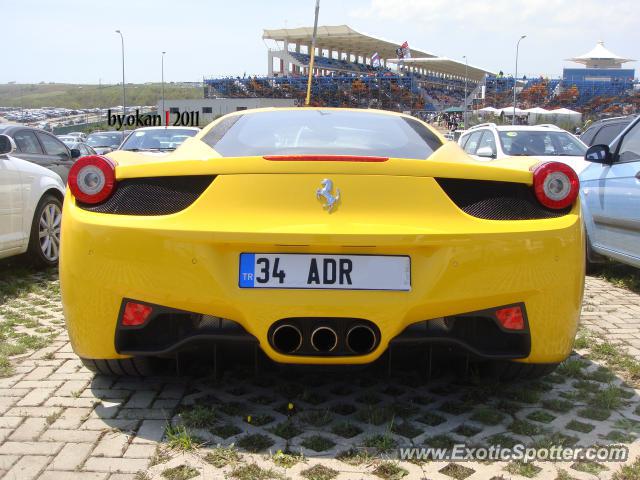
[86,349,640,479]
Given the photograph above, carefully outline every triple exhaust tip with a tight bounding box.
[272,323,377,355]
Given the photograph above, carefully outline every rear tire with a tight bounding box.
[80,357,155,376]
[485,361,558,382]
[27,194,62,268]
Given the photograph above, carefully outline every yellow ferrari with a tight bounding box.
[60,108,584,379]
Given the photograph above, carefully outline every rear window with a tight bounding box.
[203,110,442,158]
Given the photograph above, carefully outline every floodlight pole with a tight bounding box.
[305,0,320,106]
[513,35,526,125]
[463,55,468,128]
[161,51,166,123]
[115,30,126,116]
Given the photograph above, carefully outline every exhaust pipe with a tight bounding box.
[272,324,302,354]
[346,325,377,354]
[310,326,338,353]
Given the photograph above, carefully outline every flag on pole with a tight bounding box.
[401,41,411,59]
[371,52,381,68]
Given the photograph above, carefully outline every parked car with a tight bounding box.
[67,131,87,141]
[0,124,80,183]
[60,108,583,379]
[85,131,128,155]
[581,116,640,269]
[459,123,589,173]
[580,115,636,147]
[0,135,65,266]
[117,126,200,153]
[58,136,97,157]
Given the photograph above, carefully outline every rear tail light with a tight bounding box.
[495,306,525,331]
[531,161,579,210]
[68,155,116,204]
[122,302,153,327]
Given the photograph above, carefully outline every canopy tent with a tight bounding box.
[386,57,493,82]
[443,106,464,113]
[566,41,635,68]
[524,107,550,114]
[549,108,581,116]
[499,106,527,116]
[477,106,500,115]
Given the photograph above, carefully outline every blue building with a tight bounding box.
[561,42,635,102]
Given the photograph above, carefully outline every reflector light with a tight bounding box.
[68,155,116,204]
[531,161,579,210]
[495,306,525,331]
[263,155,388,162]
[122,302,153,327]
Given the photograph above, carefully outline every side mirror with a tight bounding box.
[0,134,16,155]
[585,144,612,164]
[476,146,496,159]
[70,148,81,159]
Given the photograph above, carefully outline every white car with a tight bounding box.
[458,123,590,173]
[0,134,65,267]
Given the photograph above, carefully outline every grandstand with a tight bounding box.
[482,42,638,116]
[203,25,493,112]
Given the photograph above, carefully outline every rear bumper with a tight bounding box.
[60,174,584,365]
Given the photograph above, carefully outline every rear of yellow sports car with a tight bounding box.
[60,108,584,378]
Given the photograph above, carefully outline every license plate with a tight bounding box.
[239,253,411,290]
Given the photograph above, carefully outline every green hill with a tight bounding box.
[0,83,202,109]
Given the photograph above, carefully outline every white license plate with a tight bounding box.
[239,253,411,291]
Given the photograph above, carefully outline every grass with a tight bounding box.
[236,433,274,453]
[228,463,286,480]
[301,435,336,452]
[416,412,446,426]
[566,419,595,433]
[269,421,302,440]
[300,409,333,427]
[164,424,202,452]
[504,461,542,478]
[204,444,242,468]
[372,461,409,479]
[391,421,423,439]
[578,406,611,421]
[161,465,199,480]
[244,413,274,427]
[439,463,475,480]
[300,464,339,480]
[337,447,374,466]
[0,83,202,110]
[594,260,640,294]
[556,359,587,378]
[527,411,556,424]
[271,449,305,469]
[45,409,63,425]
[589,386,625,410]
[541,399,574,413]
[571,460,608,475]
[612,456,640,479]
[355,405,395,425]
[330,403,356,415]
[210,423,241,439]
[331,422,362,438]
[424,434,456,450]
[508,419,545,436]
[470,407,504,426]
[179,405,218,428]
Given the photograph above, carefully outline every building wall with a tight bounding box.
[562,68,635,82]
[157,98,297,126]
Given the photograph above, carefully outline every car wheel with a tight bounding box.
[27,194,62,268]
[79,357,156,376]
[485,361,558,381]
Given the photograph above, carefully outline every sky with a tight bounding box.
[3,0,638,84]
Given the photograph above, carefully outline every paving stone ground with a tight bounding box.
[0,271,639,480]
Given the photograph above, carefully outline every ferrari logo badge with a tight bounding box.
[316,179,340,213]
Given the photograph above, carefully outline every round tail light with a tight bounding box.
[68,155,116,204]
[531,161,579,210]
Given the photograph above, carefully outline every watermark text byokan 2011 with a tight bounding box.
[107,109,200,129]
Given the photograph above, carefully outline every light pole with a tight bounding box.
[115,30,126,116]
[513,34,526,125]
[161,51,166,123]
[463,55,468,128]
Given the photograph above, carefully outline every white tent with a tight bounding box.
[478,106,500,116]
[549,108,581,116]
[499,106,527,116]
[524,107,550,114]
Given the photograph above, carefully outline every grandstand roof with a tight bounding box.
[263,25,437,61]
[566,41,635,68]
[386,57,492,82]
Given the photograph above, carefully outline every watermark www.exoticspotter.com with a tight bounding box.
[396,444,629,462]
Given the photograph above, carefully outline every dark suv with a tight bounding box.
[0,124,80,183]
[580,115,637,148]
